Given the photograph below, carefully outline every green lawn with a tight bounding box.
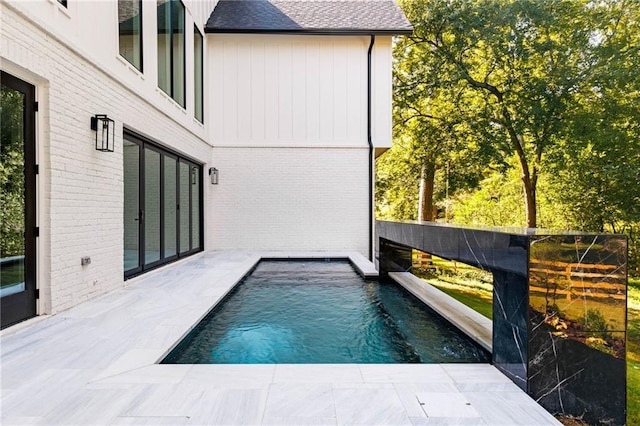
[423,273,639,423]
[432,285,493,319]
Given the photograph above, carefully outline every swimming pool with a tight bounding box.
[162,260,490,364]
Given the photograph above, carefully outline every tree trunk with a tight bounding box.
[522,172,537,228]
[418,161,436,221]
[501,106,538,228]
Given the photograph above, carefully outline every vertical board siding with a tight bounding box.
[305,41,321,140]
[333,42,348,141]
[372,37,393,149]
[264,41,280,141]
[237,41,252,141]
[278,42,293,141]
[251,40,266,140]
[291,41,307,140]
[318,42,335,142]
[210,35,388,147]
[222,41,238,140]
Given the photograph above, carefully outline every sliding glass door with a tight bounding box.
[123,131,202,278]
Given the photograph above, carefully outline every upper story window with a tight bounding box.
[118,0,143,72]
[157,0,185,107]
[194,25,203,123]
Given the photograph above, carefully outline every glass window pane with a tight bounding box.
[194,26,203,123]
[118,0,143,71]
[172,0,185,107]
[191,167,200,249]
[123,139,140,272]
[164,157,177,258]
[0,85,26,297]
[144,149,161,264]
[179,162,190,253]
[157,0,171,95]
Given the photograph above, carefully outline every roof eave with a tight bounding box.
[204,28,413,36]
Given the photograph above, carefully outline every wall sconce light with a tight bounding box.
[90,114,115,152]
[209,167,219,185]
[191,167,198,185]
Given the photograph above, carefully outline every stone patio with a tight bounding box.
[0,251,560,425]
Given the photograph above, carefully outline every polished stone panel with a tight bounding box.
[528,234,627,425]
[377,221,627,425]
[379,238,413,278]
[492,269,528,390]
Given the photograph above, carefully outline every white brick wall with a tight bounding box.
[2,4,212,314]
[1,1,388,316]
[209,147,370,257]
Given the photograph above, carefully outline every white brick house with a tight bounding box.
[0,0,411,328]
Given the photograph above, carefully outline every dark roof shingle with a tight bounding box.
[205,0,413,35]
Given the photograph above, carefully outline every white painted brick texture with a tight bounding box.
[209,147,370,257]
[2,6,211,314]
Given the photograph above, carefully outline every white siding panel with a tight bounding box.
[347,40,365,143]
[210,35,385,148]
[222,41,238,140]
[372,37,393,151]
[292,42,307,140]
[333,43,348,141]
[264,42,280,141]
[251,40,266,140]
[237,41,252,141]
[210,41,225,141]
[305,41,321,140]
[278,43,293,141]
[318,43,335,141]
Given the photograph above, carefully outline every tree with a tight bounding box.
[0,85,25,257]
[397,0,606,227]
[379,21,495,221]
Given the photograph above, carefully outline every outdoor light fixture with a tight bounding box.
[90,114,115,152]
[209,167,219,185]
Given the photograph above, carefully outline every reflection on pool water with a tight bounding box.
[162,260,490,364]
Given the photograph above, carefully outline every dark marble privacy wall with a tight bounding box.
[377,221,627,426]
[528,235,627,425]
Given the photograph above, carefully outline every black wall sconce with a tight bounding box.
[209,167,219,185]
[90,114,115,152]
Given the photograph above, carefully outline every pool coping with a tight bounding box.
[389,272,493,353]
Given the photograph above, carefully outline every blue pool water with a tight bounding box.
[162,260,490,364]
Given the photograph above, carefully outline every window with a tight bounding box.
[118,0,143,71]
[157,0,185,107]
[57,0,67,7]
[194,25,204,123]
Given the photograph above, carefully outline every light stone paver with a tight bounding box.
[0,251,560,425]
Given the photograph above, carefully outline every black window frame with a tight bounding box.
[194,24,204,123]
[118,0,144,72]
[157,0,186,108]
